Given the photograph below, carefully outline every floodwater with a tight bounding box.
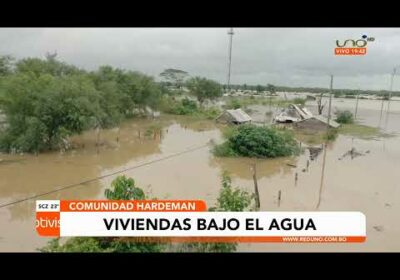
[0,97,400,252]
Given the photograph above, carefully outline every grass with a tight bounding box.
[338,123,384,139]
[278,119,391,144]
[292,129,337,145]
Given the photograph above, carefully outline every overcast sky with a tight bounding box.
[1,28,400,90]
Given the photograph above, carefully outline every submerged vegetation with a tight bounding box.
[0,55,222,153]
[335,110,354,124]
[338,123,385,139]
[163,97,220,119]
[292,128,338,145]
[213,125,300,158]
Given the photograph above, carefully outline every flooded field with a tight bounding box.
[1,97,400,252]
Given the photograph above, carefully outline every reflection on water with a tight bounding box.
[1,99,400,252]
[209,157,297,180]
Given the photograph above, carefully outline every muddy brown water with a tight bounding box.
[1,98,400,252]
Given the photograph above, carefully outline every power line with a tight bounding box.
[0,143,209,209]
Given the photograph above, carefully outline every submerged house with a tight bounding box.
[216,108,252,125]
[294,115,339,131]
[274,104,340,131]
[274,104,313,123]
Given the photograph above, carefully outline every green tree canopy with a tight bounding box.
[0,55,14,76]
[256,85,264,93]
[266,84,276,94]
[186,77,222,104]
[0,73,101,152]
[0,56,163,153]
[213,125,300,158]
[159,68,189,89]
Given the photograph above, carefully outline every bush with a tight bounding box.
[213,124,300,158]
[214,172,253,211]
[40,175,165,253]
[334,92,343,98]
[335,110,354,124]
[225,98,242,109]
[177,172,254,252]
[324,128,338,141]
[197,107,221,119]
[169,98,198,115]
[293,97,306,106]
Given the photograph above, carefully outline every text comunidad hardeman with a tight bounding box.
[103,218,317,231]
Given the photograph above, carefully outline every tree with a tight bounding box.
[0,56,167,154]
[0,55,14,76]
[256,85,263,93]
[126,72,161,112]
[266,84,276,95]
[15,56,81,77]
[104,176,145,200]
[335,110,354,124]
[316,93,326,115]
[177,172,254,252]
[159,68,189,89]
[0,73,101,152]
[214,172,253,212]
[186,77,222,104]
[40,175,165,253]
[213,125,300,158]
[90,66,162,119]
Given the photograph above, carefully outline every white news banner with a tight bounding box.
[36,200,366,242]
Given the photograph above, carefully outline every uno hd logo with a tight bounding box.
[335,34,375,56]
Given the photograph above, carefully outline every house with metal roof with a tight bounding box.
[273,104,339,131]
[216,108,252,124]
[294,115,340,131]
[274,104,313,123]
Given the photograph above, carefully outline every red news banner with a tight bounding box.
[335,48,367,56]
[36,200,366,243]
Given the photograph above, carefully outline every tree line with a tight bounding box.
[0,56,222,153]
[226,83,400,97]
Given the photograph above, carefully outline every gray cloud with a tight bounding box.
[1,28,400,90]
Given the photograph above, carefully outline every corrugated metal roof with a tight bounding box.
[291,104,313,119]
[313,115,340,128]
[299,115,340,128]
[226,109,252,123]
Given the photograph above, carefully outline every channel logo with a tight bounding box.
[335,34,375,56]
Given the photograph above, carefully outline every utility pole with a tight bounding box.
[227,28,234,92]
[326,75,333,125]
[316,75,333,209]
[251,163,261,211]
[384,67,397,130]
[354,88,360,120]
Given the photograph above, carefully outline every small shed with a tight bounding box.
[294,115,340,131]
[216,108,252,124]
